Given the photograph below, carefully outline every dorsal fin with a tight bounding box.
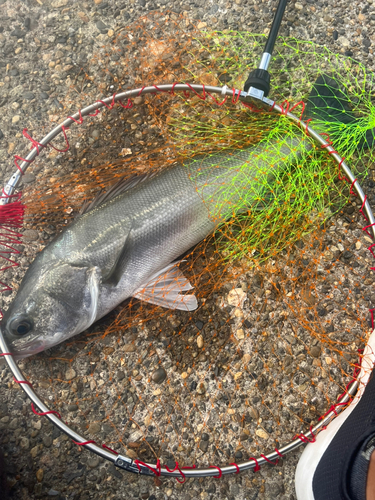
[78,172,156,216]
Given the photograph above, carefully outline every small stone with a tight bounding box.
[310,345,321,358]
[234,372,242,380]
[197,22,207,29]
[181,372,188,379]
[7,143,15,154]
[236,329,245,340]
[123,343,136,352]
[240,432,249,441]
[337,36,350,48]
[88,456,100,468]
[255,428,269,439]
[36,469,44,482]
[43,435,53,447]
[107,29,114,37]
[30,445,40,458]
[90,129,100,139]
[48,490,60,497]
[20,437,30,449]
[23,229,39,241]
[0,129,3,140]
[51,0,68,6]
[65,368,76,381]
[197,382,206,395]
[197,335,204,349]
[199,440,209,453]
[96,20,108,33]
[234,450,243,459]
[356,241,362,250]
[24,92,35,100]
[94,0,102,3]
[78,12,89,22]
[166,489,173,497]
[68,404,78,412]
[151,367,167,384]
[12,115,20,124]
[195,320,204,330]
[88,422,101,435]
[234,307,244,318]
[22,173,36,183]
[242,353,251,364]
[325,356,333,365]
[227,288,247,307]
[249,406,259,420]
[201,432,209,441]
[9,418,18,429]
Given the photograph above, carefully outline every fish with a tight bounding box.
[1,74,373,358]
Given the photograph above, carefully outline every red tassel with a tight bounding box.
[0,199,25,228]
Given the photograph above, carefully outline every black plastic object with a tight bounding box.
[264,0,289,58]
[243,69,271,95]
[243,0,288,94]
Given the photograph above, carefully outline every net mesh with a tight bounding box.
[4,12,375,469]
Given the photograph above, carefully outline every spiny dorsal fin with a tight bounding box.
[78,172,156,216]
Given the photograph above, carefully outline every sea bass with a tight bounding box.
[1,75,371,357]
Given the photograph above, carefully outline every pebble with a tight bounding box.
[88,422,101,435]
[48,490,60,497]
[12,115,20,124]
[242,353,251,364]
[30,445,40,458]
[24,91,35,100]
[0,129,3,140]
[197,335,204,348]
[255,428,269,439]
[20,437,30,449]
[199,440,209,453]
[310,345,321,358]
[123,343,136,352]
[88,456,100,468]
[36,469,44,482]
[236,329,245,340]
[65,368,76,381]
[151,367,167,384]
[197,382,206,395]
[22,172,36,183]
[338,36,350,48]
[96,20,108,33]
[166,489,173,497]
[22,229,39,241]
[43,435,53,448]
[227,288,247,307]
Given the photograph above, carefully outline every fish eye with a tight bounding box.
[9,315,34,336]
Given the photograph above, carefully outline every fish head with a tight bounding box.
[1,259,100,358]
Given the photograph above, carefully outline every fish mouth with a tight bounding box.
[0,326,47,359]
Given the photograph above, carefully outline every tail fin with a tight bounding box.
[305,74,356,125]
[304,74,375,149]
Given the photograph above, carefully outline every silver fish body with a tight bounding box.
[1,135,305,357]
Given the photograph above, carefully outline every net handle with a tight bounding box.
[0,84,374,478]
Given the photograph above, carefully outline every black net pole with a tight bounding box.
[244,0,289,95]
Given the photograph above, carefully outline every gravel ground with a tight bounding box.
[1,0,375,499]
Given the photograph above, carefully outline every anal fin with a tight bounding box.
[133,262,198,311]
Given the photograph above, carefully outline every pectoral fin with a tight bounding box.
[133,262,198,311]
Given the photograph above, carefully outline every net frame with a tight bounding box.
[0,82,375,480]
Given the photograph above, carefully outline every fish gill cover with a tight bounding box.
[4,12,375,470]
